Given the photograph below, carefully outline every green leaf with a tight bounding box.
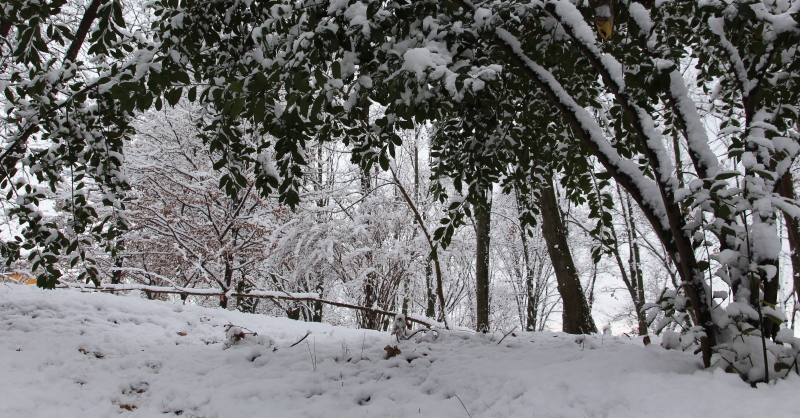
[165,88,182,106]
[229,97,246,118]
[310,94,324,120]
[213,158,227,171]
[229,81,244,93]
[714,171,740,181]
[765,314,784,325]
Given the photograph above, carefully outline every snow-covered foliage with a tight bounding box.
[3,0,800,385]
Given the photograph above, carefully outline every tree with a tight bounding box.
[6,0,800,383]
[124,106,278,308]
[174,0,796,379]
[474,186,492,332]
[1,0,143,286]
[538,175,597,334]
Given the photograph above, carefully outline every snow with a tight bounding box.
[750,221,781,262]
[402,47,452,80]
[344,2,370,35]
[2,285,799,417]
[546,0,599,51]
[473,8,493,29]
[707,17,754,94]
[494,27,670,231]
[628,2,654,35]
[669,70,719,178]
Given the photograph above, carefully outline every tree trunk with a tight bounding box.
[779,172,800,306]
[65,0,104,64]
[220,259,232,309]
[313,282,323,322]
[627,199,649,336]
[520,226,540,332]
[539,177,597,334]
[360,274,379,329]
[515,188,539,331]
[475,190,492,332]
[425,261,436,319]
[111,240,124,285]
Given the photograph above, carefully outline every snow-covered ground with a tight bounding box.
[1,285,798,418]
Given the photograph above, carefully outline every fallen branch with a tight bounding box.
[497,326,517,345]
[290,331,312,348]
[403,328,435,340]
[57,283,443,328]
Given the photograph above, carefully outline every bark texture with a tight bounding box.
[539,178,597,334]
[475,194,492,332]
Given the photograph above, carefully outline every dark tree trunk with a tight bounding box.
[616,190,649,336]
[359,274,380,329]
[475,191,492,332]
[520,226,539,332]
[425,262,436,318]
[628,208,648,336]
[287,306,301,320]
[313,282,323,322]
[65,0,103,64]
[220,260,232,309]
[111,240,124,285]
[539,177,597,334]
[779,172,800,307]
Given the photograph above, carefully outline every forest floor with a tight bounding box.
[1,284,798,418]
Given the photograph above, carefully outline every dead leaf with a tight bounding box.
[643,336,651,346]
[176,332,187,336]
[118,404,137,411]
[384,345,401,359]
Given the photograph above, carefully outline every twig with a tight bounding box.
[361,331,366,360]
[224,323,257,335]
[306,340,316,371]
[290,331,311,348]
[403,328,432,340]
[454,395,473,418]
[497,326,517,345]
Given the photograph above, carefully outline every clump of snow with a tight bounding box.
[344,2,370,35]
[628,2,654,35]
[473,8,493,28]
[1,285,799,417]
[402,47,452,80]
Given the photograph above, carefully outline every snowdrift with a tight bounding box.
[1,285,797,417]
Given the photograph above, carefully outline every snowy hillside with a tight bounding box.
[1,285,797,418]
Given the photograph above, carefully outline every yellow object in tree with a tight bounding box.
[595,1,614,40]
[595,19,613,39]
[3,273,36,285]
